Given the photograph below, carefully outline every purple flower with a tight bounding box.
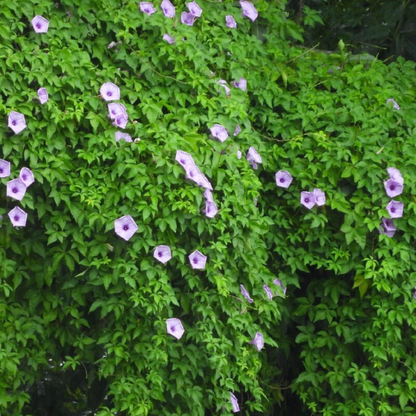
[384,179,403,198]
[8,207,27,227]
[175,150,195,168]
[8,208,27,230]
[100,82,120,101]
[154,245,172,264]
[275,170,293,188]
[184,164,203,183]
[386,200,404,218]
[203,189,214,202]
[6,178,27,201]
[8,111,26,134]
[166,318,185,340]
[181,12,196,26]
[250,332,264,351]
[115,131,132,142]
[114,215,138,241]
[240,1,258,22]
[37,88,49,104]
[234,124,241,136]
[263,284,274,300]
[196,173,213,190]
[163,34,175,44]
[31,15,49,33]
[233,78,247,91]
[112,113,128,129]
[240,284,253,303]
[379,217,396,238]
[19,168,35,187]
[300,191,316,210]
[237,150,242,159]
[210,124,229,142]
[161,0,175,17]
[273,278,287,295]
[0,159,11,178]
[387,167,404,185]
[387,99,400,110]
[226,15,237,28]
[313,188,326,206]
[203,201,218,218]
[189,250,207,269]
[217,79,230,95]
[230,392,240,413]
[187,1,202,17]
[108,103,127,120]
[139,2,157,15]
[246,147,262,169]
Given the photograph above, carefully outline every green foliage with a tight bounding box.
[2,0,416,415]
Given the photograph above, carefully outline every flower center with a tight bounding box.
[390,185,395,190]
[12,121,16,125]
[280,178,284,182]
[193,258,198,263]
[123,225,129,231]
[305,198,309,203]
[36,23,41,28]
[158,252,162,257]
[22,175,27,180]
[12,187,18,193]
[391,207,396,212]
[0,169,2,173]
[170,326,175,332]
[107,91,112,96]
[14,216,19,221]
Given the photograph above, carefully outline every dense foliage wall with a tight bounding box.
[2,1,416,415]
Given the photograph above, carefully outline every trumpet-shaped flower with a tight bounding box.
[226,15,237,28]
[273,278,287,295]
[187,1,202,17]
[8,207,27,227]
[166,318,185,339]
[176,150,195,168]
[210,124,229,142]
[313,188,326,206]
[189,250,207,269]
[154,245,172,264]
[246,147,262,169]
[233,77,247,91]
[379,217,396,238]
[6,178,27,201]
[37,88,49,104]
[114,215,138,241]
[100,82,120,101]
[0,159,11,178]
[161,0,175,17]
[19,168,35,187]
[384,179,403,198]
[140,2,157,15]
[240,284,253,303]
[31,15,49,33]
[250,332,264,351]
[237,150,242,159]
[300,191,316,210]
[203,201,218,218]
[181,11,196,26]
[163,34,175,44]
[275,170,293,188]
[234,124,241,136]
[203,189,214,202]
[387,167,403,185]
[197,173,213,190]
[386,99,400,110]
[8,111,26,134]
[108,103,127,120]
[112,113,128,129]
[240,1,258,21]
[217,79,230,95]
[115,131,132,142]
[230,392,240,413]
[386,200,403,218]
[263,284,273,300]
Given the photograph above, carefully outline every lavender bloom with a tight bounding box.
[189,250,207,269]
[300,191,316,210]
[19,168,35,187]
[203,189,214,202]
[237,150,242,159]
[217,79,230,95]
[250,332,264,351]
[161,0,175,17]
[140,2,157,15]
[31,15,49,33]
[246,147,262,169]
[8,207,27,227]
[210,124,229,142]
[240,284,253,303]
[112,113,128,129]
[226,15,237,28]
[387,99,400,110]
[181,12,196,26]
[313,188,326,206]
[100,82,120,101]
[263,284,273,300]
[240,1,258,22]
[187,1,202,17]
[234,124,241,136]
[175,150,195,168]
[384,179,403,198]
[275,170,293,188]
[8,111,26,134]
[166,318,185,340]
[6,178,27,201]
[230,392,240,413]
[0,159,11,178]
[154,245,172,264]
[185,164,203,183]
[233,78,247,91]
[387,167,404,185]
[273,278,287,295]
[108,103,127,120]
[114,215,138,241]
[163,34,175,44]
[197,173,213,190]
[386,200,404,218]
[203,200,218,218]
[379,217,396,238]
[37,88,49,104]
[115,131,132,142]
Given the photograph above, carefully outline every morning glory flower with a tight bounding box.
[237,150,242,159]
[31,15,49,33]
[246,147,262,169]
[6,178,27,201]
[8,207,27,227]
[263,285,274,300]
[8,111,26,134]
[203,189,214,202]
[226,15,237,28]
[154,245,172,264]
[386,99,400,110]
[313,188,326,206]
[139,2,157,15]
[273,278,287,295]
[230,392,240,413]
[161,0,175,17]
[166,318,185,340]
[240,1,258,22]
[233,78,247,92]
[300,191,316,210]
[100,82,120,101]
[37,88,49,104]
[108,103,127,120]
[114,215,138,241]
[240,284,253,303]
[187,1,202,17]
[384,179,403,198]
[115,131,132,142]
[203,201,218,218]
[181,12,196,26]
[175,150,195,168]
[0,159,11,178]
[275,170,293,188]
[250,332,264,351]
[386,200,404,218]
[163,34,175,44]
[379,217,396,238]
[234,125,241,136]
[210,124,229,142]
[189,250,207,270]
[112,113,128,129]
[19,168,35,187]
[217,79,230,95]
[387,167,404,185]
[185,164,203,183]
[196,173,213,190]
